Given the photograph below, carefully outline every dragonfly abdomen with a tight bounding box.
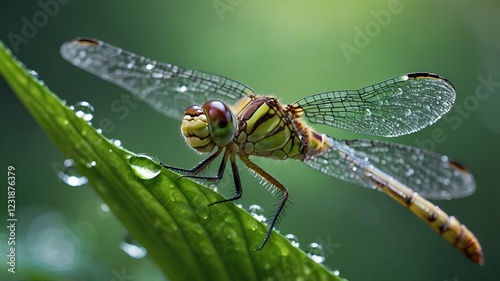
[366,165,483,265]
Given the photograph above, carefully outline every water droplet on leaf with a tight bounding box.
[208,183,218,192]
[285,233,300,247]
[58,159,88,187]
[129,154,161,179]
[119,234,147,259]
[305,242,325,264]
[71,101,94,122]
[110,138,122,147]
[247,204,266,223]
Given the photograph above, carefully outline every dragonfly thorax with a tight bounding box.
[181,101,236,153]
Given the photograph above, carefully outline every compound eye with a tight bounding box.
[202,101,236,146]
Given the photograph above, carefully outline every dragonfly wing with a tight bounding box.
[292,73,456,137]
[60,38,255,120]
[304,137,476,199]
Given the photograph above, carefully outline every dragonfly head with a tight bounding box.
[181,101,236,153]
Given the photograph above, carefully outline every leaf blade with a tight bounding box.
[0,40,344,281]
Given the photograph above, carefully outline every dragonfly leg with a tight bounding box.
[161,148,223,180]
[240,156,289,250]
[208,154,243,205]
[184,150,229,182]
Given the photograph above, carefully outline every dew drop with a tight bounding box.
[405,168,414,176]
[152,72,163,78]
[394,88,403,96]
[129,154,161,180]
[29,69,39,79]
[86,161,97,168]
[285,233,300,247]
[364,108,372,116]
[332,269,340,276]
[349,163,358,172]
[440,190,453,200]
[57,159,88,187]
[177,85,188,93]
[119,234,147,259]
[208,183,218,192]
[247,204,266,223]
[305,242,325,264]
[100,203,110,212]
[70,101,94,122]
[110,138,122,147]
[440,155,449,163]
[96,202,111,217]
[145,63,154,70]
[404,108,412,117]
[126,60,135,69]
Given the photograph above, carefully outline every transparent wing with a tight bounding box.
[60,38,255,120]
[292,73,456,137]
[304,137,476,199]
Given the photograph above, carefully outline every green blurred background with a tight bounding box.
[1,0,499,280]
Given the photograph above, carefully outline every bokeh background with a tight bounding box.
[1,0,499,280]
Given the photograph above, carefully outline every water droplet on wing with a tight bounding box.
[404,108,412,116]
[405,168,414,176]
[177,85,188,93]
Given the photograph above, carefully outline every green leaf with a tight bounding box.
[0,40,346,281]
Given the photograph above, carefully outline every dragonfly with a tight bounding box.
[60,37,483,265]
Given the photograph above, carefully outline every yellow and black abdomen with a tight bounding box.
[234,97,304,159]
